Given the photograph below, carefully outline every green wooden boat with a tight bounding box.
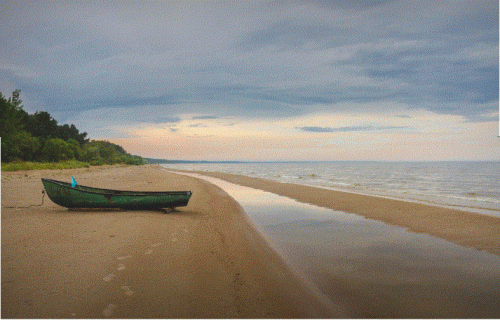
[41,178,192,210]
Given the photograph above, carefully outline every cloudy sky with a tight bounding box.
[1,0,498,161]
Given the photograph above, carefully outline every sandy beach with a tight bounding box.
[1,165,343,318]
[3,164,500,318]
[188,170,500,257]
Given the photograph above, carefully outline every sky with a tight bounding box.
[1,0,499,161]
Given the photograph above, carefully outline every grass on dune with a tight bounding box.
[1,160,91,171]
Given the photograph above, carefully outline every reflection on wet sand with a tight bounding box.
[188,173,500,318]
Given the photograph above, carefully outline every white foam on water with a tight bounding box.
[161,161,500,218]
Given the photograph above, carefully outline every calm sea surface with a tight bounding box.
[162,161,500,217]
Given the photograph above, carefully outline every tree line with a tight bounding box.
[1,90,146,165]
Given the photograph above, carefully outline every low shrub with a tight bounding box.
[1,160,91,171]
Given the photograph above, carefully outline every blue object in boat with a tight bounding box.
[71,176,77,188]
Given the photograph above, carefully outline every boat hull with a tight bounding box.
[41,178,192,209]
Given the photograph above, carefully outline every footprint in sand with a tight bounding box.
[103,273,115,282]
[121,286,134,296]
[171,232,178,242]
[117,255,132,261]
[117,263,126,271]
[151,242,163,247]
[145,249,153,255]
[103,304,116,317]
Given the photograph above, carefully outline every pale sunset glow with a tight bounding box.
[108,109,499,161]
[1,0,498,161]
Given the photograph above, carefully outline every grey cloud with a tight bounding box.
[299,125,408,133]
[238,20,350,50]
[307,0,395,10]
[192,116,218,120]
[234,2,497,119]
[0,0,497,138]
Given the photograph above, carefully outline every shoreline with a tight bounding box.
[4,164,499,318]
[298,181,500,218]
[180,169,500,257]
[1,165,343,318]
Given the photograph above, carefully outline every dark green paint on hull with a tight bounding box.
[41,178,192,209]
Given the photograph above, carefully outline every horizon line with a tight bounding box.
[146,158,500,164]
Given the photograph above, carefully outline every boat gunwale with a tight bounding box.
[41,178,192,197]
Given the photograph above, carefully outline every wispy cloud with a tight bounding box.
[109,110,499,161]
[192,115,218,120]
[298,125,408,133]
[1,0,498,160]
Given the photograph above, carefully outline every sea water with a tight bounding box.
[170,171,500,318]
[162,161,500,217]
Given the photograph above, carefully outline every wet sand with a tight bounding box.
[1,165,343,318]
[185,170,500,257]
[3,164,500,318]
